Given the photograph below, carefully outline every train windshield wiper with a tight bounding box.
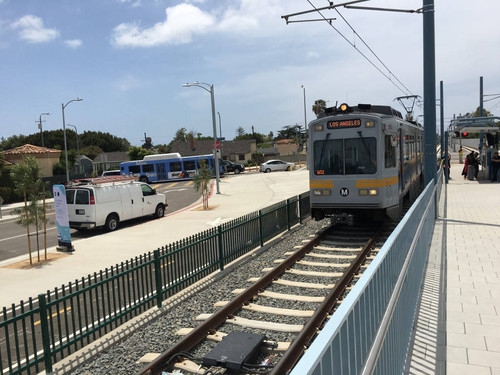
[357,131,372,161]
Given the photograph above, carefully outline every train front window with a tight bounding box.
[314,137,376,175]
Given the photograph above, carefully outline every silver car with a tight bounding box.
[259,160,295,173]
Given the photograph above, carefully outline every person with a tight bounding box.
[491,151,500,182]
[462,152,472,180]
[473,152,480,179]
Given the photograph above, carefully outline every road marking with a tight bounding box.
[34,306,72,326]
[0,227,57,242]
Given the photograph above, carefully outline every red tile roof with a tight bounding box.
[2,144,61,155]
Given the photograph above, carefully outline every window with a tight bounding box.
[129,165,140,173]
[142,164,154,172]
[238,154,245,161]
[184,161,196,170]
[385,135,396,168]
[314,137,377,175]
[170,162,182,172]
[66,190,75,204]
[75,190,90,205]
[141,184,155,196]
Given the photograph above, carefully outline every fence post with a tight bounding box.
[38,293,53,373]
[298,194,303,224]
[154,250,163,308]
[259,209,264,247]
[218,226,224,271]
[286,199,291,231]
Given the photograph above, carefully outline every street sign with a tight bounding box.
[214,141,221,149]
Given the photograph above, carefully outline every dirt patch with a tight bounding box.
[192,205,219,211]
[3,252,72,270]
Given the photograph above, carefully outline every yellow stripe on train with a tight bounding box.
[310,180,334,188]
[355,176,398,188]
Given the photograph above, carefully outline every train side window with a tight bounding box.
[385,135,396,168]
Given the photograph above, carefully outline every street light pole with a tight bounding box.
[62,98,83,182]
[38,112,50,147]
[301,85,307,129]
[67,124,80,174]
[183,82,221,194]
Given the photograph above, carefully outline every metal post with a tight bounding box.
[423,0,437,186]
[61,98,82,182]
[67,124,80,174]
[209,86,221,194]
[479,76,484,155]
[38,113,49,147]
[38,293,53,373]
[302,85,307,129]
[154,250,163,308]
[444,131,449,184]
[440,81,444,154]
[62,103,69,182]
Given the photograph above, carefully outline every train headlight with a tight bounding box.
[359,189,378,196]
[314,125,324,131]
[313,189,331,196]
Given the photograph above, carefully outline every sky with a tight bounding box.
[1,0,499,147]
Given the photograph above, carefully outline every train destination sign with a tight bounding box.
[327,119,361,129]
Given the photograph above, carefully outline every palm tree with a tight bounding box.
[312,99,327,116]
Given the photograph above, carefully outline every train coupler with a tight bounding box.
[330,213,354,226]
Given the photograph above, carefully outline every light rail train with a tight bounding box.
[308,103,424,224]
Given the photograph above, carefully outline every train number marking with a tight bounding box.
[340,188,349,197]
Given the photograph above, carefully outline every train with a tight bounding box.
[308,103,424,224]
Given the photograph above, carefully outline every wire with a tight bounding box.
[305,0,414,97]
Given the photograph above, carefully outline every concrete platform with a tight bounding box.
[0,169,309,308]
[406,151,500,374]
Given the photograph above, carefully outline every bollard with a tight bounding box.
[459,148,463,164]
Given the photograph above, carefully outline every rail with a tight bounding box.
[289,168,443,375]
[0,193,310,375]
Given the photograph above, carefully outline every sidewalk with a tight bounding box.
[406,151,500,374]
[0,169,309,308]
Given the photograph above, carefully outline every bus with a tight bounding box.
[119,153,223,183]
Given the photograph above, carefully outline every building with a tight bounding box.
[171,139,257,165]
[1,144,61,177]
[93,151,129,175]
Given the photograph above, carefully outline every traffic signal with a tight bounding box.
[462,132,468,137]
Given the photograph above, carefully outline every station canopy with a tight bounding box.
[449,116,500,134]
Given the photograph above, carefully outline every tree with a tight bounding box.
[80,145,104,160]
[192,160,212,210]
[10,156,47,265]
[236,127,246,137]
[127,146,155,160]
[312,99,327,116]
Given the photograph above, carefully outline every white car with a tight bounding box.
[259,160,295,173]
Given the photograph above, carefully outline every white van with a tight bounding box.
[65,176,167,231]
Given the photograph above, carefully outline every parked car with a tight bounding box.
[221,160,245,174]
[101,170,121,177]
[259,160,295,173]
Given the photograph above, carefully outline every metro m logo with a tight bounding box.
[340,187,349,197]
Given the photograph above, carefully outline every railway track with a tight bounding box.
[137,220,392,375]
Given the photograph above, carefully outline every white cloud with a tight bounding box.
[65,39,82,48]
[11,15,60,43]
[111,3,214,47]
[115,75,142,91]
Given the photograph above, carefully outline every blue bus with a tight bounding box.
[120,153,222,183]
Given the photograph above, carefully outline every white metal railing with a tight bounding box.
[290,169,443,375]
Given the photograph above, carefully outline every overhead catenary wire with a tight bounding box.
[305,0,415,97]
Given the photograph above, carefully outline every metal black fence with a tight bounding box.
[0,192,310,374]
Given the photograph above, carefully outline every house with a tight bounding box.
[93,151,129,175]
[171,139,257,165]
[1,144,61,177]
[274,139,305,156]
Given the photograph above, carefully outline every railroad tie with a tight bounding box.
[195,314,304,333]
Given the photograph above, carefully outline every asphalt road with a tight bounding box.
[0,180,202,262]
